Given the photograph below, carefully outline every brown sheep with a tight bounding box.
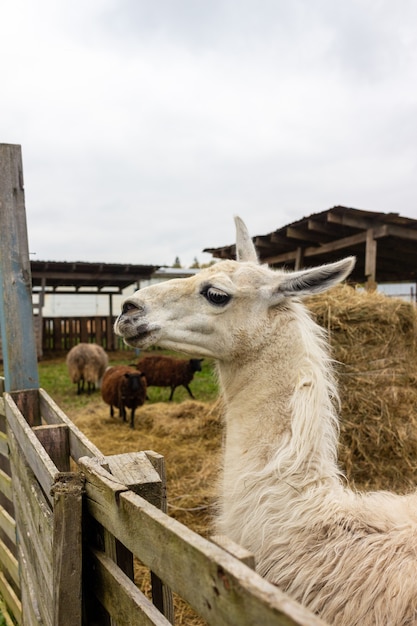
[136,355,203,401]
[66,343,108,394]
[101,365,147,428]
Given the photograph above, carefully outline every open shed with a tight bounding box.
[31,259,158,315]
[26,261,158,354]
[204,206,417,288]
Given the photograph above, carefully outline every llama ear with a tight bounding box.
[235,216,258,263]
[274,257,356,299]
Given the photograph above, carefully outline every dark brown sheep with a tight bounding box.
[136,355,203,401]
[101,365,147,428]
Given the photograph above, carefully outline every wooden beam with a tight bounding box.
[0,144,39,392]
[253,237,276,250]
[327,211,374,230]
[263,230,367,265]
[373,223,417,242]
[270,232,293,246]
[307,219,342,237]
[286,227,325,244]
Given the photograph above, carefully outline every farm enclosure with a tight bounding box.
[0,143,323,625]
[2,143,417,625]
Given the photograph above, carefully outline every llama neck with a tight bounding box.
[217,304,341,491]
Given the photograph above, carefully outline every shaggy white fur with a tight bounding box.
[115,217,417,626]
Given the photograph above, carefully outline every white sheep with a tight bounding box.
[114,217,417,626]
[66,343,108,394]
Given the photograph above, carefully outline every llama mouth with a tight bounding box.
[123,324,161,347]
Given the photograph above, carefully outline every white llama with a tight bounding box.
[115,217,417,626]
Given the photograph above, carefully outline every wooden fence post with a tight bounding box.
[85,452,175,625]
[0,143,39,394]
[51,473,85,626]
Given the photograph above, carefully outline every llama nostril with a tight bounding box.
[122,301,142,315]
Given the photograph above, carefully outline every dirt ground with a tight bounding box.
[70,397,222,536]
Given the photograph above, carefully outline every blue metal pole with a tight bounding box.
[0,144,39,392]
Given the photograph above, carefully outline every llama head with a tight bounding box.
[114,217,355,359]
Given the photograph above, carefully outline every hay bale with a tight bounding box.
[307,285,417,492]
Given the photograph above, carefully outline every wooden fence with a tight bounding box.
[1,317,127,362]
[41,317,127,353]
[0,379,325,626]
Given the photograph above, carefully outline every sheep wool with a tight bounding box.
[101,365,147,428]
[136,355,203,401]
[66,343,108,395]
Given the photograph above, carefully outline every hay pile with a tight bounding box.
[307,284,417,492]
[71,399,223,535]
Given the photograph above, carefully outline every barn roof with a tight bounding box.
[31,260,158,294]
[204,206,417,284]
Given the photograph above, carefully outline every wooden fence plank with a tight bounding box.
[88,548,172,626]
[34,424,71,472]
[11,389,40,427]
[39,389,104,461]
[211,535,256,570]
[0,570,22,625]
[4,393,58,505]
[16,527,52,625]
[80,457,325,626]
[6,410,55,626]
[18,543,46,626]
[0,504,15,545]
[7,429,54,605]
[51,473,84,626]
[0,537,20,589]
[104,453,162,508]
[0,468,12,502]
[0,430,9,458]
[6,425,53,549]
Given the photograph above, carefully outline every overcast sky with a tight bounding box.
[1,0,416,268]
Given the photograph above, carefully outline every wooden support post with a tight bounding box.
[145,451,174,623]
[365,228,377,290]
[0,144,39,392]
[294,247,304,271]
[96,452,175,625]
[108,293,114,351]
[51,473,85,626]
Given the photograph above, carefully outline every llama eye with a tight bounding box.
[201,286,231,306]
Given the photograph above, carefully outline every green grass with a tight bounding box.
[35,349,219,412]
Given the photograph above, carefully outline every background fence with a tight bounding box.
[41,316,128,353]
